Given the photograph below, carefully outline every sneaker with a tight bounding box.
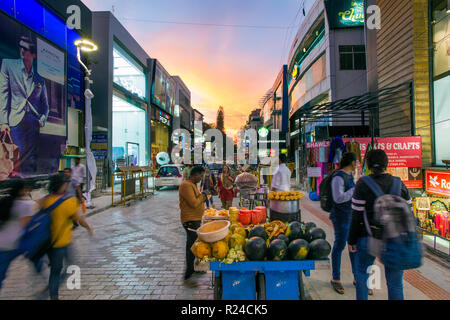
[183,278,200,288]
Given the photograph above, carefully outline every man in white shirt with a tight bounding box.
[72,157,86,192]
[271,154,292,192]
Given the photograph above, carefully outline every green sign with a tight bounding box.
[324,0,365,29]
[258,126,269,138]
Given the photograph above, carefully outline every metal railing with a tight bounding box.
[111,166,155,207]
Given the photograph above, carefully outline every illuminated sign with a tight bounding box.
[324,0,365,29]
[425,170,450,197]
[258,126,269,138]
[291,65,299,80]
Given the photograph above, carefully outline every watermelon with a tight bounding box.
[285,221,305,242]
[307,227,326,242]
[287,239,310,260]
[267,239,288,261]
[273,234,289,246]
[248,226,268,241]
[308,239,331,259]
[304,222,317,233]
[244,237,267,260]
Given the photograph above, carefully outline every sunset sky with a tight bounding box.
[82,0,309,135]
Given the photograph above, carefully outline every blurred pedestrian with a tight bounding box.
[217,164,235,210]
[40,173,93,300]
[0,179,40,291]
[179,166,206,287]
[349,149,411,300]
[63,168,83,205]
[182,164,193,180]
[200,165,217,209]
[329,152,360,295]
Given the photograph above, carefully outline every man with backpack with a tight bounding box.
[348,149,421,300]
[38,174,93,300]
[328,152,360,295]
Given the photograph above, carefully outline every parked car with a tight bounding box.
[155,164,185,190]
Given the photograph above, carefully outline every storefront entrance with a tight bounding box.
[151,120,170,167]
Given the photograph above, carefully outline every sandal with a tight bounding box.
[331,280,345,294]
[353,280,373,295]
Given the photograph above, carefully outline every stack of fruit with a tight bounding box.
[268,190,303,201]
[244,221,331,261]
[204,208,229,220]
[229,207,240,224]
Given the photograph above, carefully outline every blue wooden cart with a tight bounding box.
[210,260,326,300]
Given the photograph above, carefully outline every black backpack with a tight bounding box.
[319,170,347,212]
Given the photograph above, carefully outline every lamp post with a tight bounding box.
[74,39,98,208]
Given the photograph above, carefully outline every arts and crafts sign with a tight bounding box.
[343,137,423,188]
[324,0,365,29]
[425,170,450,197]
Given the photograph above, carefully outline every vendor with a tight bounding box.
[271,154,291,192]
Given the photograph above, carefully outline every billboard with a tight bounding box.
[342,137,423,188]
[425,170,450,197]
[0,13,66,180]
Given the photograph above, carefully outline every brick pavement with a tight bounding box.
[0,188,223,300]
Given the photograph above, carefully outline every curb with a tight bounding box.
[85,205,113,218]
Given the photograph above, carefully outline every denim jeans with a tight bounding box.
[48,246,69,299]
[330,214,356,281]
[10,113,40,174]
[355,237,404,300]
[182,221,201,280]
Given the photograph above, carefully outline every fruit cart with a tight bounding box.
[210,259,327,300]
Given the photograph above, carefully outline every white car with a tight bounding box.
[155,164,185,190]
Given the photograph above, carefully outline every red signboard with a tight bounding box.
[343,137,423,188]
[425,170,450,197]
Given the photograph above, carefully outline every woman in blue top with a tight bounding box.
[329,152,368,295]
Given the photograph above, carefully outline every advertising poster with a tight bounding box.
[343,137,423,188]
[0,13,66,180]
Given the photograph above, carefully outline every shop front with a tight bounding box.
[413,169,450,257]
[151,108,171,167]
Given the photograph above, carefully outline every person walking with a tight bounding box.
[349,149,411,300]
[200,166,217,209]
[39,173,93,300]
[217,165,235,210]
[0,179,41,291]
[182,164,193,180]
[329,152,363,295]
[179,166,207,287]
[63,168,83,205]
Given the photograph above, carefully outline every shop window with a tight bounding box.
[113,42,147,100]
[112,95,148,167]
[339,45,366,70]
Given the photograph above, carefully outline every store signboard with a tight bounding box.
[343,137,423,188]
[307,167,322,177]
[425,170,450,197]
[306,141,331,148]
[324,0,365,29]
[91,133,108,159]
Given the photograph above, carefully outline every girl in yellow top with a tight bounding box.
[38,174,93,300]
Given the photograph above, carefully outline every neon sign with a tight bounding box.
[325,0,365,29]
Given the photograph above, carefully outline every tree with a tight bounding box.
[216,106,225,133]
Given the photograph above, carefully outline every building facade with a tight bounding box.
[287,0,369,155]
[91,11,152,175]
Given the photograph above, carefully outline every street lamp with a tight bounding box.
[75,39,98,208]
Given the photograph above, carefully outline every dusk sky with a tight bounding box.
[82,0,311,135]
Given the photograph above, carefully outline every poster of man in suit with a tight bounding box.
[0,14,67,179]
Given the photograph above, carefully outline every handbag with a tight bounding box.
[0,131,20,180]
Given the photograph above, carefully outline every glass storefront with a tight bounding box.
[151,120,170,167]
[290,53,327,111]
[431,0,450,165]
[152,66,175,115]
[112,94,148,167]
[113,42,147,101]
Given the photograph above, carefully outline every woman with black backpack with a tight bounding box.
[349,149,412,300]
[0,179,40,290]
